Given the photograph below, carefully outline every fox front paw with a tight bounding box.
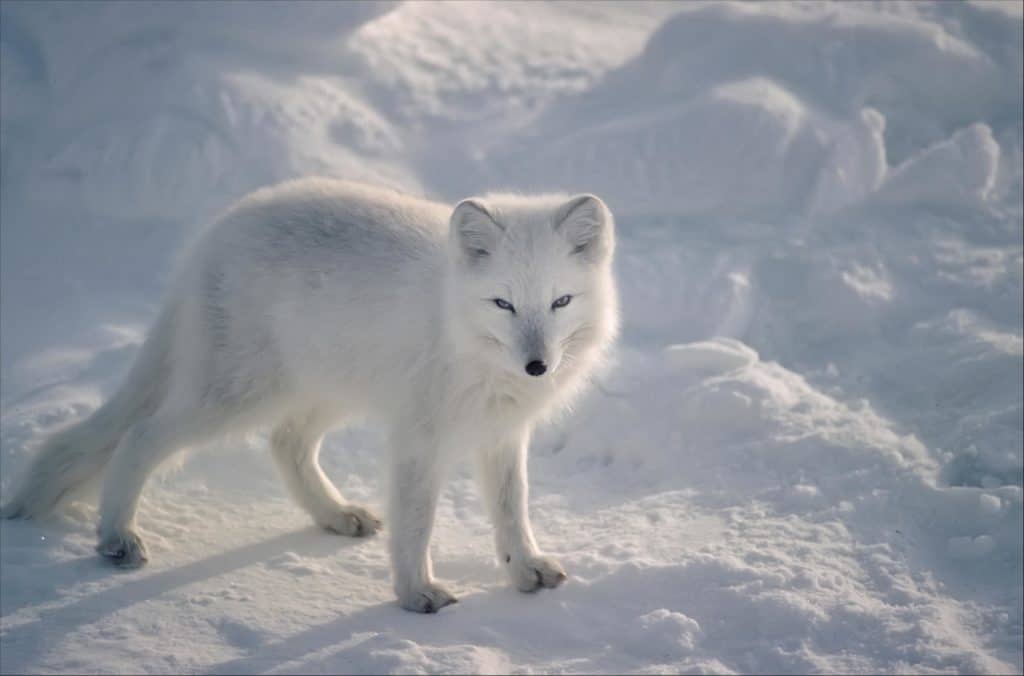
[508,553,567,592]
[397,581,459,614]
[97,529,149,568]
[317,504,382,537]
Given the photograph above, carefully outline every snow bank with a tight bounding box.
[874,122,1001,208]
[493,78,887,219]
[480,1,1021,218]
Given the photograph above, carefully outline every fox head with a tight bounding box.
[445,192,619,395]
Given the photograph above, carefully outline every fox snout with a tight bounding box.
[525,359,547,376]
[520,320,555,377]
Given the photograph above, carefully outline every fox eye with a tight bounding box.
[493,298,515,313]
[551,294,572,310]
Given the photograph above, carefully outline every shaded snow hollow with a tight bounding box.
[1,1,1021,674]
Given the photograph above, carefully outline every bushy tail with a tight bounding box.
[1,305,175,519]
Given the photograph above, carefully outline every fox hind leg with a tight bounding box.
[96,407,216,567]
[270,412,381,537]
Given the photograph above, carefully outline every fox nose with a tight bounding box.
[525,360,547,377]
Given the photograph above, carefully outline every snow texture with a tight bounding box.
[1,1,1021,673]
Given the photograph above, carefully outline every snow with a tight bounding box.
[1,1,1021,673]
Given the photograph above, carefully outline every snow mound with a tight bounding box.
[345,1,676,125]
[874,122,1001,209]
[479,2,1020,218]
[551,338,938,499]
[494,78,887,218]
[531,1,1016,147]
[664,338,758,377]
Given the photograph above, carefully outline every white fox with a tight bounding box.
[1,179,619,613]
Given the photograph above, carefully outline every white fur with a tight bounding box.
[1,178,619,613]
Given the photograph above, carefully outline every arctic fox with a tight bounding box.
[1,179,619,613]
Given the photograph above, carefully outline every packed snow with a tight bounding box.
[1,1,1021,673]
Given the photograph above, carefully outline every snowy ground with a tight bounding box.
[1,1,1021,673]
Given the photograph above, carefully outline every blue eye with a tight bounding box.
[493,298,515,313]
[551,294,572,310]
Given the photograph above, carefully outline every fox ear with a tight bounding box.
[451,198,503,263]
[555,194,613,263]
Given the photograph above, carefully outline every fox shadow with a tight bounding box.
[0,522,366,674]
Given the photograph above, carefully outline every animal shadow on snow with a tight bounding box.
[0,523,364,671]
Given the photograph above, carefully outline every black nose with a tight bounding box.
[525,360,547,376]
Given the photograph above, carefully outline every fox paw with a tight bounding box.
[398,581,458,614]
[509,553,567,592]
[318,504,382,537]
[97,529,149,568]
